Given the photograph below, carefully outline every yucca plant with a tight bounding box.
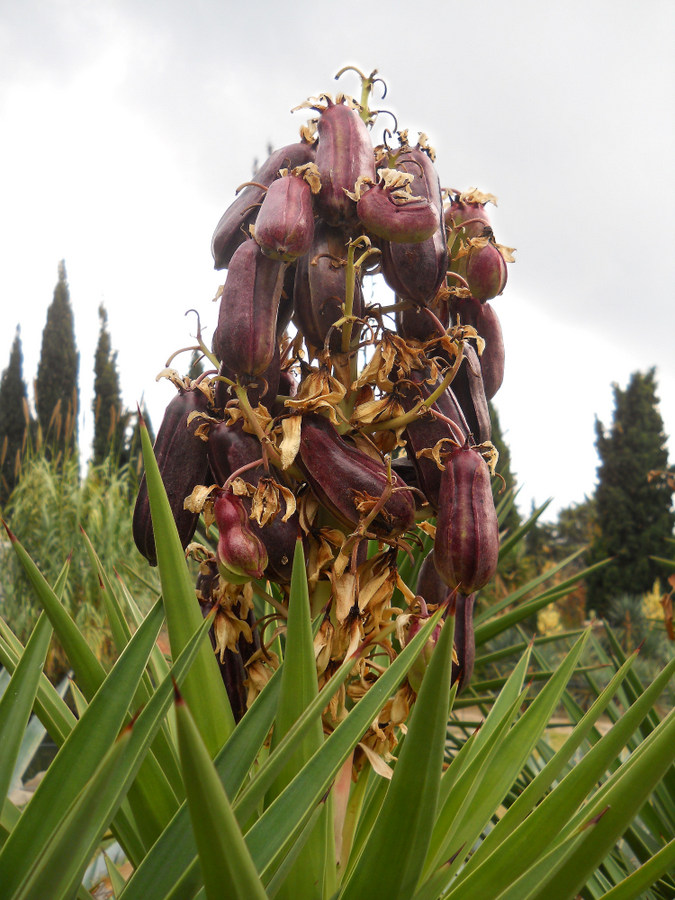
[0,420,673,899]
[2,64,674,899]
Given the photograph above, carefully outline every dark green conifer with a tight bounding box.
[587,369,675,618]
[0,327,31,505]
[35,260,80,456]
[92,304,126,464]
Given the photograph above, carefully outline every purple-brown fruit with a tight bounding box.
[451,343,492,444]
[313,98,375,227]
[434,444,499,595]
[214,343,281,411]
[450,298,505,400]
[298,414,415,538]
[214,490,268,584]
[464,231,508,301]
[399,367,468,511]
[254,168,316,262]
[292,221,363,355]
[452,593,476,693]
[445,196,492,245]
[355,170,438,244]
[395,293,450,342]
[211,139,316,269]
[416,549,449,607]
[133,386,211,566]
[207,419,263,487]
[380,226,448,307]
[207,419,299,583]
[212,239,287,378]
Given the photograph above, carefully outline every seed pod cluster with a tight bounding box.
[135,68,515,727]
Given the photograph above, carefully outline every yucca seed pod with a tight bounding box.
[463,229,509,301]
[214,490,268,584]
[451,343,492,444]
[213,343,281,412]
[207,419,299,583]
[399,367,468,511]
[207,419,264,487]
[211,139,316,270]
[354,169,438,244]
[133,386,211,566]
[452,592,476,693]
[298,414,415,538]
[450,298,505,400]
[254,508,299,584]
[434,444,499,595]
[313,98,375,227]
[380,226,448,307]
[253,166,318,262]
[212,238,287,378]
[276,263,297,338]
[445,195,492,248]
[416,549,449,607]
[395,293,450,342]
[292,220,363,355]
[394,143,444,233]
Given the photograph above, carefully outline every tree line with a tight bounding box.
[0,262,673,623]
[0,261,151,505]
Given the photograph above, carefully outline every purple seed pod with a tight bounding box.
[354,169,438,244]
[211,139,316,270]
[212,239,287,378]
[313,98,375,227]
[133,386,211,566]
[452,593,476,693]
[214,342,281,411]
[434,444,499,595]
[292,220,363,355]
[390,456,421,500]
[298,414,415,538]
[207,419,264,487]
[416,549,449,606]
[394,143,445,221]
[277,264,297,338]
[253,166,318,262]
[207,419,299,584]
[463,231,508,301]
[398,367,468,511]
[380,225,448,307]
[445,195,492,244]
[395,293,450,342]
[450,298,505,400]
[255,509,299,584]
[451,343,492,444]
[214,490,268,584]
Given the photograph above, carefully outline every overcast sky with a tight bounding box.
[1,0,673,521]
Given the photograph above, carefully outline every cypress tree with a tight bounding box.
[35,260,80,456]
[92,304,126,464]
[587,369,675,618]
[0,327,31,505]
